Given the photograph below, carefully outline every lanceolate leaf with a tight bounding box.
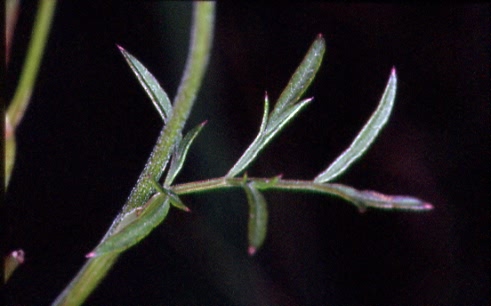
[165,121,207,185]
[86,193,170,258]
[314,68,397,183]
[4,249,25,283]
[118,45,173,122]
[226,93,270,177]
[243,182,268,255]
[264,97,312,138]
[149,177,190,211]
[326,183,434,212]
[226,35,325,178]
[112,206,144,235]
[160,186,190,212]
[269,34,326,123]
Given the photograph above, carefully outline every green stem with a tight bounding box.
[6,0,57,188]
[121,1,215,214]
[7,0,57,129]
[52,3,215,305]
[172,177,356,200]
[171,177,433,211]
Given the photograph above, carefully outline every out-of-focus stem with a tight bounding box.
[6,0,57,187]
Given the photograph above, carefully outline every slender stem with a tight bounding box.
[171,177,433,211]
[172,177,354,202]
[6,0,21,65]
[6,0,57,188]
[52,3,215,305]
[7,0,57,130]
[122,1,215,214]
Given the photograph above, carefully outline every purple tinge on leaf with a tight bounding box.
[85,252,96,258]
[360,190,433,211]
[248,246,257,256]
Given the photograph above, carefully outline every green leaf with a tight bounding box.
[4,249,24,283]
[314,68,397,183]
[112,207,144,235]
[161,186,190,212]
[86,193,170,258]
[226,93,270,177]
[118,45,173,122]
[150,177,190,211]
[264,97,312,137]
[259,92,270,135]
[226,35,325,178]
[165,121,207,185]
[243,182,268,255]
[326,183,434,212]
[269,34,326,123]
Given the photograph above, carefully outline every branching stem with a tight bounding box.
[51,3,215,305]
[172,177,433,211]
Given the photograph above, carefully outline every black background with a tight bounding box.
[5,3,489,305]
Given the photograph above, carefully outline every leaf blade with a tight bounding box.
[326,183,434,212]
[269,34,325,123]
[243,182,268,255]
[86,193,170,258]
[226,93,270,177]
[118,45,173,122]
[226,35,324,179]
[165,121,207,185]
[314,68,397,183]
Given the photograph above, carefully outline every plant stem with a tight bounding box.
[52,3,215,305]
[172,177,358,200]
[121,1,215,214]
[171,177,433,211]
[6,0,57,188]
[7,0,57,129]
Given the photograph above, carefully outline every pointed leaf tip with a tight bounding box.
[314,69,397,183]
[423,203,434,210]
[391,66,396,76]
[304,97,314,103]
[118,46,172,122]
[244,183,268,255]
[248,246,257,256]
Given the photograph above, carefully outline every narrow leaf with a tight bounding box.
[249,98,311,168]
[226,35,324,178]
[259,92,270,134]
[269,34,325,123]
[4,249,25,283]
[150,178,190,212]
[243,182,269,256]
[112,207,144,235]
[226,93,310,178]
[86,193,170,258]
[264,97,312,137]
[165,121,207,185]
[161,186,190,212]
[315,68,397,183]
[327,183,434,212]
[226,93,270,178]
[117,45,173,122]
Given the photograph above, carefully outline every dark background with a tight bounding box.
[5,3,489,305]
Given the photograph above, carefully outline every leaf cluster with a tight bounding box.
[89,34,431,259]
[51,4,433,304]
